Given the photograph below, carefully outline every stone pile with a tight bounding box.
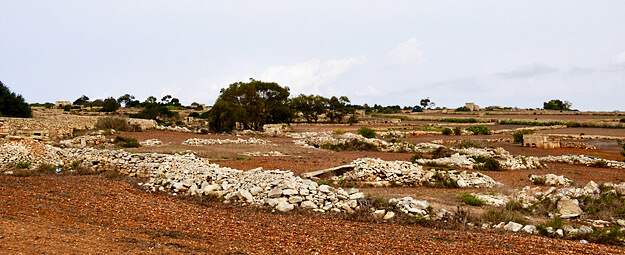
[60,135,111,148]
[293,131,443,153]
[529,174,572,186]
[334,158,500,188]
[540,154,625,169]
[241,151,290,157]
[182,137,269,146]
[156,125,193,133]
[140,139,163,146]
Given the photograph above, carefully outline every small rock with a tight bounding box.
[268,188,283,198]
[556,229,564,237]
[282,189,299,196]
[319,185,331,193]
[557,198,583,218]
[250,187,263,195]
[373,209,386,219]
[276,201,295,212]
[579,225,593,234]
[522,225,536,234]
[238,189,254,203]
[383,211,396,220]
[301,200,318,209]
[504,222,523,232]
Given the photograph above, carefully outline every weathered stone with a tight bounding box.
[282,189,299,196]
[250,186,263,195]
[238,189,254,203]
[383,211,396,220]
[373,209,386,219]
[268,188,283,198]
[557,198,583,218]
[288,196,304,203]
[579,225,593,234]
[301,201,318,209]
[265,198,280,207]
[504,222,523,232]
[522,225,536,234]
[319,185,331,193]
[276,201,294,212]
[349,192,365,200]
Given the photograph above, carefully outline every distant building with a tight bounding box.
[523,134,560,149]
[465,103,479,111]
[55,101,71,108]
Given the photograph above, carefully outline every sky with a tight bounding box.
[1,1,624,111]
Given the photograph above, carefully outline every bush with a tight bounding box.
[439,118,478,123]
[512,130,534,144]
[321,140,378,152]
[431,147,454,159]
[466,125,491,135]
[17,161,32,169]
[459,192,485,206]
[428,172,459,188]
[95,117,135,132]
[63,105,71,111]
[409,153,423,163]
[441,128,452,136]
[536,217,564,237]
[357,127,376,138]
[456,138,485,148]
[475,157,505,171]
[453,127,462,135]
[621,118,625,123]
[455,106,471,112]
[188,112,200,118]
[577,226,625,245]
[114,136,141,148]
[483,208,528,225]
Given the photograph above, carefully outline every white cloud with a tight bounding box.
[495,63,559,79]
[260,57,363,95]
[387,38,426,63]
[615,50,625,64]
[356,86,381,96]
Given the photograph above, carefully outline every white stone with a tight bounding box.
[383,211,396,220]
[349,192,365,200]
[319,185,331,193]
[268,188,283,198]
[373,209,386,219]
[504,222,523,232]
[522,225,536,234]
[288,196,304,203]
[250,186,263,195]
[276,201,295,212]
[557,198,583,218]
[301,201,318,209]
[238,189,254,203]
[282,189,299,196]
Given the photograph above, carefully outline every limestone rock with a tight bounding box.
[373,209,386,219]
[383,211,396,220]
[276,201,295,212]
[522,225,536,234]
[504,222,523,232]
[301,201,318,209]
[557,198,583,218]
[268,188,283,198]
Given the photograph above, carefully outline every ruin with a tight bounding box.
[523,134,561,149]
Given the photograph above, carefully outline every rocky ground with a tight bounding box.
[2,175,624,254]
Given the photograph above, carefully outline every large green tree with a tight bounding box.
[207,79,292,132]
[291,94,326,123]
[0,81,32,117]
[325,96,352,123]
[543,99,572,111]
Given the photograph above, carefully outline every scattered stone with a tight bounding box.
[383,211,396,220]
[557,198,583,218]
[522,225,536,234]
[373,209,386,219]
[276,201,295,212]
[504,222,523,232]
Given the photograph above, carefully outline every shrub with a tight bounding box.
[459,192,485,206]
[618,139,625,161]
[95,117,134,132]
[577,226,625,245]
[35,163,57,174]
[483,208,528,225]
[431,147,454,159]
[63,105,71,111]
[357,127,376,138]
[621,118,625,123]
[455,106,471,112]
[321,140,378,152]
[114,136,141,148]
[439,118,478,123]
[0,81,32,117]
[512,130,534,144]
[428,172,459,188]
[409,153,423,163]
[453,126,462,135]
[188,112,200,118]
[456,138,485,148]
[466,125,491,135]
[333,129,345,135]
[441,128,452,136]
[475,157,505,171]
[17,161,32,169]
[536,217,564,237]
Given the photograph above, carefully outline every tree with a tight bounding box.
[0,81,32,117]
[144,96,157,104]
[291,94,326,123]
[117,94,135,107]
[161,95,172,105]
[100,97,120,112]
[420,97,435,109]
[73,95,90,105]
[169,98,181,107]
[206,79,292,132]
[325,96,352,123]
[543,99,572,111]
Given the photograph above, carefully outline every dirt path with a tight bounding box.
[1,175,623,254]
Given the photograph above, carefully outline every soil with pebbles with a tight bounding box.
[1,175,624,254]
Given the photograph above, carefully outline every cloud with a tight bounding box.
[260,57,363,95]
[356,86,381,96]
[616,50,625,64]
[567,65,597,75]
[496,63,559,78]
[387,38,426,63]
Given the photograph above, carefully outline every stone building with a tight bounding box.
[465,103,479,111]
[55,101,71,108]
[523,134,560,149]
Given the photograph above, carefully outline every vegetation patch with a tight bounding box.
[459,192,485,206]
[512,130,534,144]
[466,125,491,135]
[114,136,141,148]
[357,127,376,138]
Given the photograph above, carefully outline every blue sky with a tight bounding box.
[2,1,624,110]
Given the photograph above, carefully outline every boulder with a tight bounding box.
[504,222,523,232]
[301,201,318,209]
[268,188,283,198]
[238,189,254,203]
[557,198,582,218]
[522,225,536,234]
[276,201,295,212]
[319,185,332,193]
